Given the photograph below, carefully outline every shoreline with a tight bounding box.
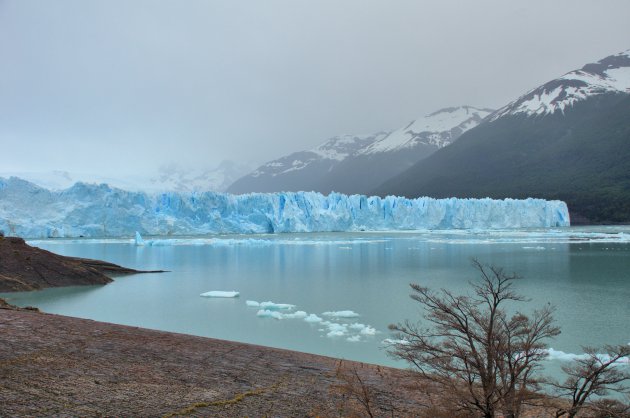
[0,306,426,416]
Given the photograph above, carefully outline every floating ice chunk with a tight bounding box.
[283,310,308,319]
[246,300,260,307]
[522,246,545,250]
[134,231,145,246]
[382,338,410,346]
[200,290,240,298]
[349,323,378,335]
[360,326,377,336]
[323,310,360,318]
[346,335,362,342]
[545,348,629,364]
[256,309,284,319]
[259,301,296,310]
[256,309,308,320]
[304,314,323,323]
[323,322,348,338]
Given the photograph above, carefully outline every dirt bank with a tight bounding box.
[0,308,427,416]
[0,236,162,292]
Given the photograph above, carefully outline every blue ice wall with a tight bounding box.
[0,177,570,238]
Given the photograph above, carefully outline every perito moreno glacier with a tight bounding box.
[0,177,570,238]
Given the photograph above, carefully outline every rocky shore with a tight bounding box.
[0,236,162,292]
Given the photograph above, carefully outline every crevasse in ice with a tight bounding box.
[0,177,570,238]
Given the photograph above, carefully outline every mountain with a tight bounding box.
[227,106,493,195]
[227,133,387,193]
[374,49,630,223]
[0,160,255,193]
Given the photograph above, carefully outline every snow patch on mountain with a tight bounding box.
[243,106,492,182]
[492,49,630,119]
[363,106,494,154]
[249,133,387,178]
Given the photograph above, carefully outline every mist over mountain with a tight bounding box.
[374,50,630,223]
[228,106,493,194]
[0,160,255,193]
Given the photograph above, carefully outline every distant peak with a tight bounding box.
[580,49,630,76]
[427,105,494,117]
[491,48,630,120]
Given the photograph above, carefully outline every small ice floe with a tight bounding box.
[322,310,360,318]
[324,322,348,338]
[246,300,296,310]
[200,291,240,298]
[260,301,295,310]
[381,338,410,346]
[545,348,629,364]
[282,310,308,319]
[304,313,323,323]
[256,309,284,319]
[256,309,308,320]
[349,322,377,335]
[522,246,546,250]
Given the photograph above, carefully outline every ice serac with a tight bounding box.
[0,177,570,238]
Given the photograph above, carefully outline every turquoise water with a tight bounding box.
[2,227,629,369]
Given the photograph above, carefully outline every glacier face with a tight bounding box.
[0,177,570,238]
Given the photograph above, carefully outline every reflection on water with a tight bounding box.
[2,227,629,368]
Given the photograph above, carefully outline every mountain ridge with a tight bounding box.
[228,106,493,194]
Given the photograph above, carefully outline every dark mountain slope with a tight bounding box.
[374,93,630,223]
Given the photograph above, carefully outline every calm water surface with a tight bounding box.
[2,226,629,368]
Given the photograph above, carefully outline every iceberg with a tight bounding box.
[200,291,240,298]
[0,177,570,238]
[323,310,360,318]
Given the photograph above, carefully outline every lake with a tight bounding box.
[2,226,629,369]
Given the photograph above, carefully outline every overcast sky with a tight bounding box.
[1,0,630,176]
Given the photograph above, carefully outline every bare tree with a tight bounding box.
[330,360,399,417]
[388,259,560,418]
[550,345,630,418]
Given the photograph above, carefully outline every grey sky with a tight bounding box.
[1,0,629,176]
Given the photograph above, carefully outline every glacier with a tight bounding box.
[0,177,570,238]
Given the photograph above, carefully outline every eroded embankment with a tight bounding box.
[0,236,162,292]
[0,308,428,416]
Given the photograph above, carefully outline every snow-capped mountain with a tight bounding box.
[375,49,630,224]
[363,106,493,154]
[0,160,255,194]
[247,133,387,180]
[228,106,493,194]
[491,49,630,119]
